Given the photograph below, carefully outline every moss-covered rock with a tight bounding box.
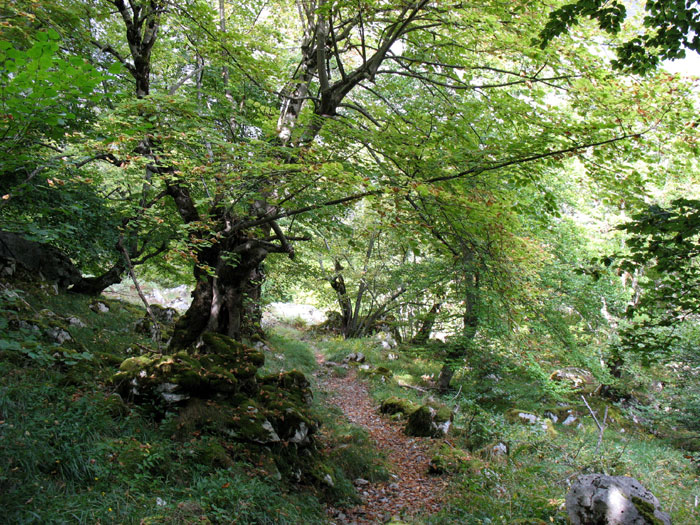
[102,392,129,417]
[406,412,430,436]
[372,366,393,379]
[199,332,264,379]
[380,396,418,417]
[429,444,470,474]
[404,402,452,437]
[225,400,282,444]
[191,438,234,469]
[111,334,268,404]
[542,405,579,425]
[134,306,181,340]
[111,353,213,404]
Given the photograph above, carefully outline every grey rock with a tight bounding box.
[0,231,81,288]
[562,414,578,426]
[551,367,599,393]
[47,326,72,344]
[343,352,366,363]
[566,474,671,525]
[491,442,509,456]
[90,301,109,313]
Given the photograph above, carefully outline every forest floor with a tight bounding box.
[315,349,450,524]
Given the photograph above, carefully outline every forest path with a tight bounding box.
[314,350,449,524]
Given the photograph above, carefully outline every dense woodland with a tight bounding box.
[1,0,700,523]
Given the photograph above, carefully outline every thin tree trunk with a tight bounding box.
[438,270,479,391]
[411,302,441,344]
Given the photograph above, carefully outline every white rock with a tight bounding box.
[289,421,310,445]
[562,414,578,426]
[47,326,72,344]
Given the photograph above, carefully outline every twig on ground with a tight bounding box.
[581,394,608,455]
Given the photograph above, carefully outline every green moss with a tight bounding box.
[308,460,335,487]
[201,332,264,370]
[631,496,664,525]
[380,396,418,417]
[404,402,451,438]
[102,393,129,417]
[505,408,538,424]
[426,401,452,423]
[405,406,435,437]
[118,355,155,373]
[258,372,312,408]
[429,444,469,474]
[226,402,281,444]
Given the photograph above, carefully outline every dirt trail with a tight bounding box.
[315,353,449,524]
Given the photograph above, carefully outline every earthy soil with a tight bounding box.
[316,354,450,524]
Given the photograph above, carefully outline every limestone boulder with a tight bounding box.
[566,474,671,525]
[404,402,452,438]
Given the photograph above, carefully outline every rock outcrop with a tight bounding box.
[111,332,318,450]
[566,474,671,525]
[0,230,81,288]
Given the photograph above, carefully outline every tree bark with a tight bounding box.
[169,232,280,349]
[411,302,441,344]
[330,268,354,337]
[438,270,479,391]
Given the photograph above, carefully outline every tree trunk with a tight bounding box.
[437,270,479,391]
[330,270,354,337]
[169,234,272,349]
[411,303,441,344]
[240,265,265,339]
